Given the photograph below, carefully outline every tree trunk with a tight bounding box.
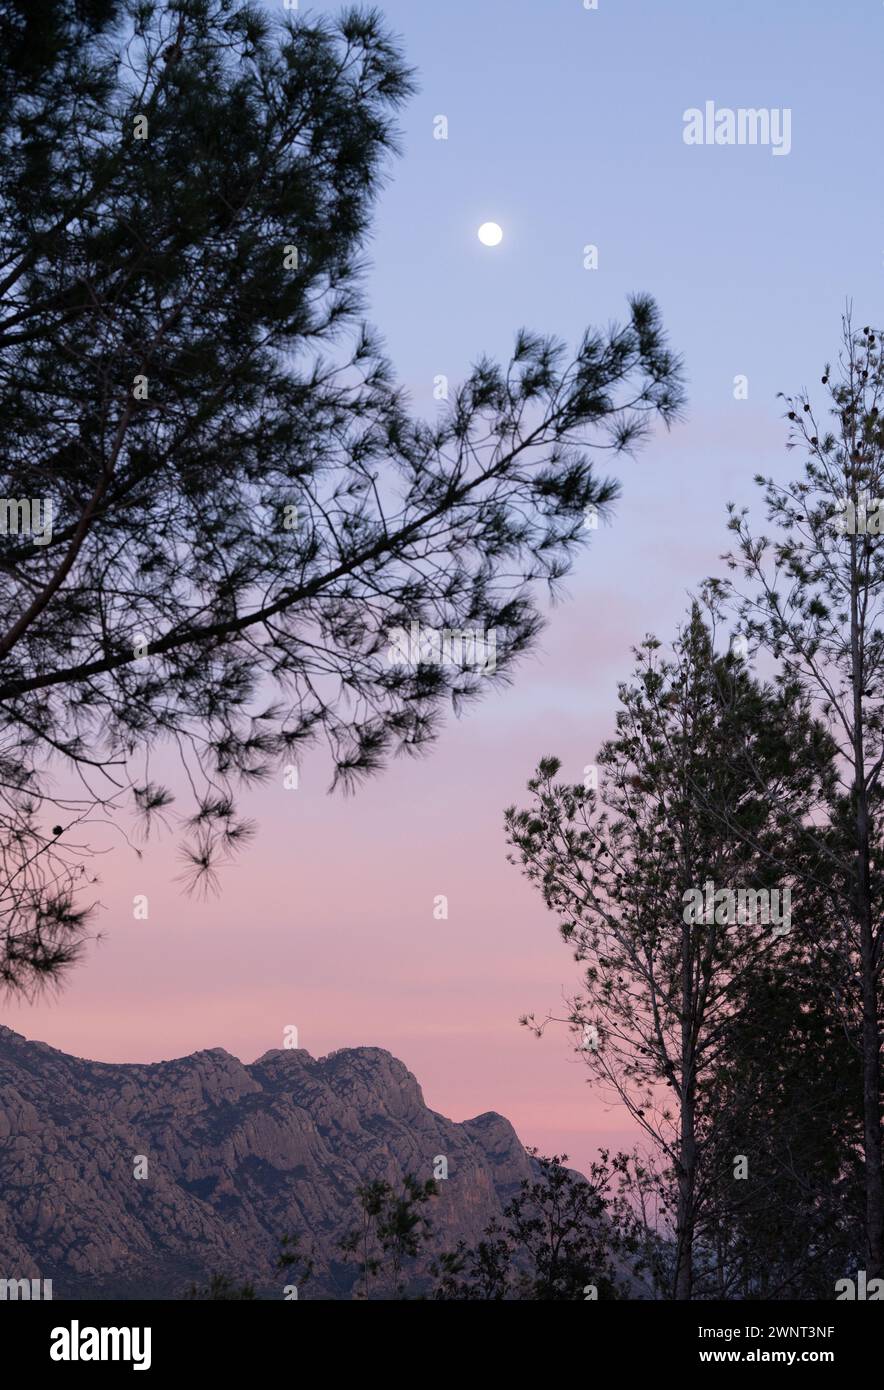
[675,1093,696,1299]
[675,918,697,1300]
[851,556,884,1279]
[860,922,883,1279]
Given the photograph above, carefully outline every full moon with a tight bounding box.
[478,221,503,247]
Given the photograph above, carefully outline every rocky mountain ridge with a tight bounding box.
[0,1025,535,1298]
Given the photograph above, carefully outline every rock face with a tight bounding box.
[0,1026,535,1299]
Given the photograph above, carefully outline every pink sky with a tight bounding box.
[1,407,786,1178]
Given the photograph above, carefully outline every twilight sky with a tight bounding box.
[5,0,883,1176]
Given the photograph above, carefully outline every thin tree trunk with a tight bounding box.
[675,917,697,1300]
[675,1089,696,1299]
[851,555,884,1279]
[859,918,883,1278]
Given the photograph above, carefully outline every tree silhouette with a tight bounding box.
[506,610,836,1297]
[709,314,884,1279]
[701,962,861,1299]
[432,1152,627,1301]
[338,1174,437,1299]
[0,0,684,993]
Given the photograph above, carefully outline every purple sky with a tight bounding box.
[4,0,883,1177]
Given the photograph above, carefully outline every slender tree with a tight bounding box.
[712,314,884,1278]
[506,609,836,1297]
[0,0,684,993]
[338,1174,437,1299]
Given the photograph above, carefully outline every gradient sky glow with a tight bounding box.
[5,0,884,1177]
